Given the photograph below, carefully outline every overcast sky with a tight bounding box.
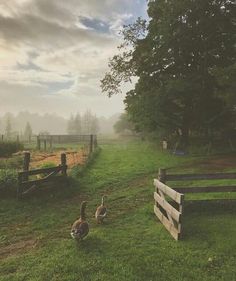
[0,0,147,118]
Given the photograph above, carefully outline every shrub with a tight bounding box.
[0,142,24,157]
[0,169,18,195]
[0,156,23,169]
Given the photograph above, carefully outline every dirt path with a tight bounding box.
[0,239,38,259]
[30,150,87,169]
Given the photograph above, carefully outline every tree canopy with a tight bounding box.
[101,0,235,144]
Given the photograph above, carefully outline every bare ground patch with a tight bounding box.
[30,150,87,169]
[0,238,38,259]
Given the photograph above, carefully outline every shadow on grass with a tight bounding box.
[74,235,106,255]
[183,200,236,241]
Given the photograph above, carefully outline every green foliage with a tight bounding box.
[101,0,235,144]
[0,156,23,169]
[39,162,57,177]
[5,115,12,138]
[39,162,57,169]
[23,122,33,140]
[0,141,24,157]
[0,169,18,194]
[113,113,135,135]
[71,147,101,178]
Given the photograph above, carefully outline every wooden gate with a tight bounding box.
[154,178,184,240]
[17,152,67,198]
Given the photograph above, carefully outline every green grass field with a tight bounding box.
[0,140,236,281]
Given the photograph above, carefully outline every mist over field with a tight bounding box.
[0,111,121,135]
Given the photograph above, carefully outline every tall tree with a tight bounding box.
[5,116,12,138]
[74,113,82,134]
[82,110,93,134]
[90,115,99,134]
[24,122,33,141]
[101,0,235,144]
[67,115,75,134]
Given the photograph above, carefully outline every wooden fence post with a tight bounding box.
[158,168,166,184]
[94,135,97,148]
[50,136,53,150]
[17,173,23,199]
[43,139,47,151]
[89,134,94,154]
[178,194,184,239]
[18,152,30,198]
[61,153,67,176]
[23,152,30,182]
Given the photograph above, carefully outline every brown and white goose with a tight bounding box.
[95,196,107,223]
[71,201,89,240]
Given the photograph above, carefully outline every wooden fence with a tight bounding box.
[17,152,67,198]
[154,168,236,240]
[36,134,97,151]
[154,176,184,240]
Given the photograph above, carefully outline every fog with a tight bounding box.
[0,111,121,136]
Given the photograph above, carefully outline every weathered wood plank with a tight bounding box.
[158,189,175,225]
[154,205,180,241]
[61,153,67,176]
[173,185,236,193]
[154,179,184,204]
[22,184,37,195]
[21,170,60,186]
[166,173,236,181]
[154,192,182,223]
[19,166,63,177]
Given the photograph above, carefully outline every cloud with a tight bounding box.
[0,0,147,117]
[0,81,126,117]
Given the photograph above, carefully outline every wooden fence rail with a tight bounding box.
[17,152,67,198]
[154,168,236,241]
[153,179,184,241]
[36,134,97,151]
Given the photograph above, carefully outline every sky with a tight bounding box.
[0,0,147,118]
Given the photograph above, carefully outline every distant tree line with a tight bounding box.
[0,111,120,138]
[101,0,236,146]
[0,114,33,141]
[67,110,99,135]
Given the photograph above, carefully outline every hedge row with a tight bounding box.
[0,141,24,157]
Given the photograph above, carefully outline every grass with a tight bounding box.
[0,140,236,281]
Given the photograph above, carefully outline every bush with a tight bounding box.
[0,142,24,157]
[0,156,23,169]
[0,169,18,195]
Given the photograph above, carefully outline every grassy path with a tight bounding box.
[0,141,236,281]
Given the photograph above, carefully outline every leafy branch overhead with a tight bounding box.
[101,17,147,97]
[101,0,236,143]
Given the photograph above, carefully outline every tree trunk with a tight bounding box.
[181,126,189,148]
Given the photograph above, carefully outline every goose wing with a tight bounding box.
[95,206,107,218]
[71,220,89,239]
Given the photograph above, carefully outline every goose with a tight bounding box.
[71,201,89,240]
[95,196,107,223]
